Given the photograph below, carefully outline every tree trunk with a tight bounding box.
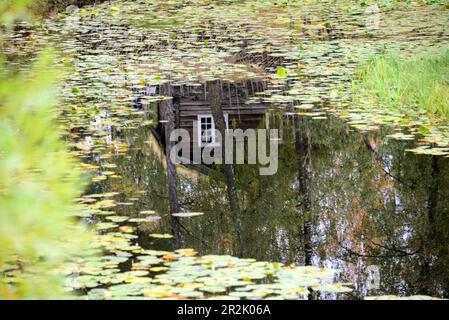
[294,115,313,266]
[159,83,182,248]
[418,155,440,295]
[207,79,244,256]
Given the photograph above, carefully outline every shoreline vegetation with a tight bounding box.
[354,49,449,121]
[0,1,92,299]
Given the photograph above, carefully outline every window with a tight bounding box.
[197,114,228,147]
[200,115,213,144]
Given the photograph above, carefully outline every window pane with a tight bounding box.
[199,116,215,145]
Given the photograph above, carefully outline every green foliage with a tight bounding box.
[0,0,34,25]
[276,67,288,78]
[0,1,92,299]
[354,49,449,120]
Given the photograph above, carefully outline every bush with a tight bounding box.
[0,1,92,299]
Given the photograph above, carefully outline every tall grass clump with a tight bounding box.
[354,49,449,120]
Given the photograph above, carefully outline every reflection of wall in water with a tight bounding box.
[138,81,271,163]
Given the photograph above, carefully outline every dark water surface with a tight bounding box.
[84,110,449,299]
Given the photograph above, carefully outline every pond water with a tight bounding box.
[2,0,448,300]
[79,108,449,299]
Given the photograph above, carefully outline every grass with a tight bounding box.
[354,49,449,120]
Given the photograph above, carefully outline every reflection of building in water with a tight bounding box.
[139,80,271,163]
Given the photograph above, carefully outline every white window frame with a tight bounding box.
[197,113,229,147]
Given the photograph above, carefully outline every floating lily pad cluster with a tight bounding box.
[32,0,449,154]
[62,221,353,299]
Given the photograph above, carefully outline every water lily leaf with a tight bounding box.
[276,67,287,78]
[311,284,353,293]
[149,233,174,239]
[172,212,204,217]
